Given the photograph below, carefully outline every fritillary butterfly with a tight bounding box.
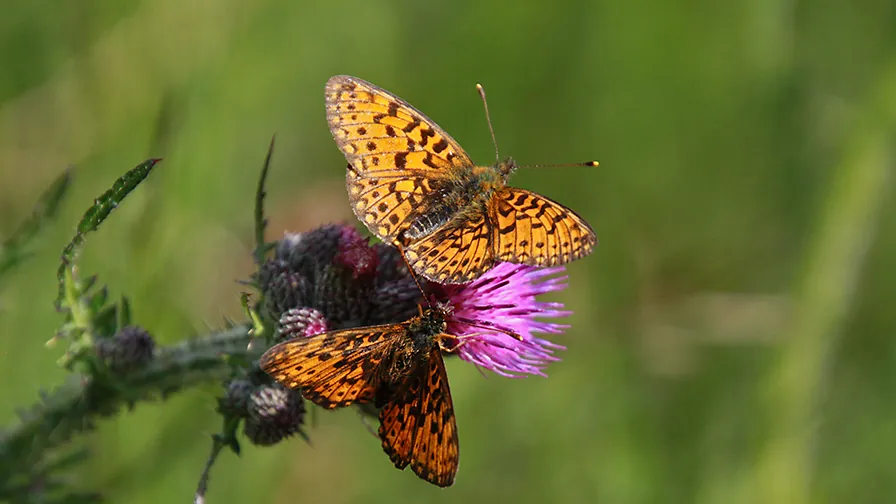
[260,304,460,487]
[325,75,597,284]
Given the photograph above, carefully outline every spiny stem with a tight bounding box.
[194,441,224,504]
[194,421,238,504]
[0,325,255,489]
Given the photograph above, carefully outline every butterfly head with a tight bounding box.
[413,302,453,337]
[496,157,517,179]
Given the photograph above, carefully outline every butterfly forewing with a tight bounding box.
[345,164,445,243]
[379,345,458,487]
[260,325,405,409]
[325,75,474,172]
[491,187,597,266]
[327,75,474,244]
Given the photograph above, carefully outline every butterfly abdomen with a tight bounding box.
[405,200,455,241]
[403,168,497,242]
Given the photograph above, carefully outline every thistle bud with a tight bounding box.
[243,383,306,446]
[96,326,155,373]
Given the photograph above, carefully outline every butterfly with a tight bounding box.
[325,75,598,284]
[259,303,460,487]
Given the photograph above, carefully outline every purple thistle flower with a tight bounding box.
[260,224,575,378]
[278,307,329,340]
[431,263,572,378]
[333,226,379,280]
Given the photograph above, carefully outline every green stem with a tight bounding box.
[0,325,255,490]
[194,434,226,504]
[752,62,896,503]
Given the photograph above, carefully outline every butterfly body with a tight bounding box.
[326,75,596,284]
[260,304,459,487]
[374,307,445,400]
[404,158,513,242]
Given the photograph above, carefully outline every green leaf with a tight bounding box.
[0,168,73,280]
[93,305,118,339]
[227,436,241,456]
[118,295,132,329]
[254,136,275,266]
[55,158,162,307]
[87,286,109,314]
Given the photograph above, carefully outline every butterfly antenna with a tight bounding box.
[476,83,500,163]
[454,316,523,341]
[519,161,600,169]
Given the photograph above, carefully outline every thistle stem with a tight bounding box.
[0,325,255,493]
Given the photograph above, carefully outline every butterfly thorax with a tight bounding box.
[406,307,449,356]
[374,308,447,406]
[403,157,517,243]
[466,157,516,193]
[453,157,516,210]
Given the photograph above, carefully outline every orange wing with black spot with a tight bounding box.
[326,75,473,243]
[260,324,405,409]
[379,346,458,487]
[490,187,597,267]
[402,207,495,284]
[343,164,443,243]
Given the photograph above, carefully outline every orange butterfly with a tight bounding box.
[260,304,459,487]
[325,75,597,284]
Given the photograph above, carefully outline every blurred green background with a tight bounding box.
[1,0,894,502]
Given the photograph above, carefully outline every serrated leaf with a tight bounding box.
[55,158,161,307]
[118,296,132,329]
[93,305,118,339]
[80,275,99,294]
[88,286,109,314]
[254,136,275,266]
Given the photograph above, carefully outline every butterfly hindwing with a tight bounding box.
[379,345,458,487]
[345,165,446,242]
[260,325,406,409]
[403,207,495,284]
[491,187,597,266]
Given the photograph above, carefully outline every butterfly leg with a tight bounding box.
[439,332,521,354]
[451,316,522,341]
[395,243,428,300]
[438,333,473,353]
